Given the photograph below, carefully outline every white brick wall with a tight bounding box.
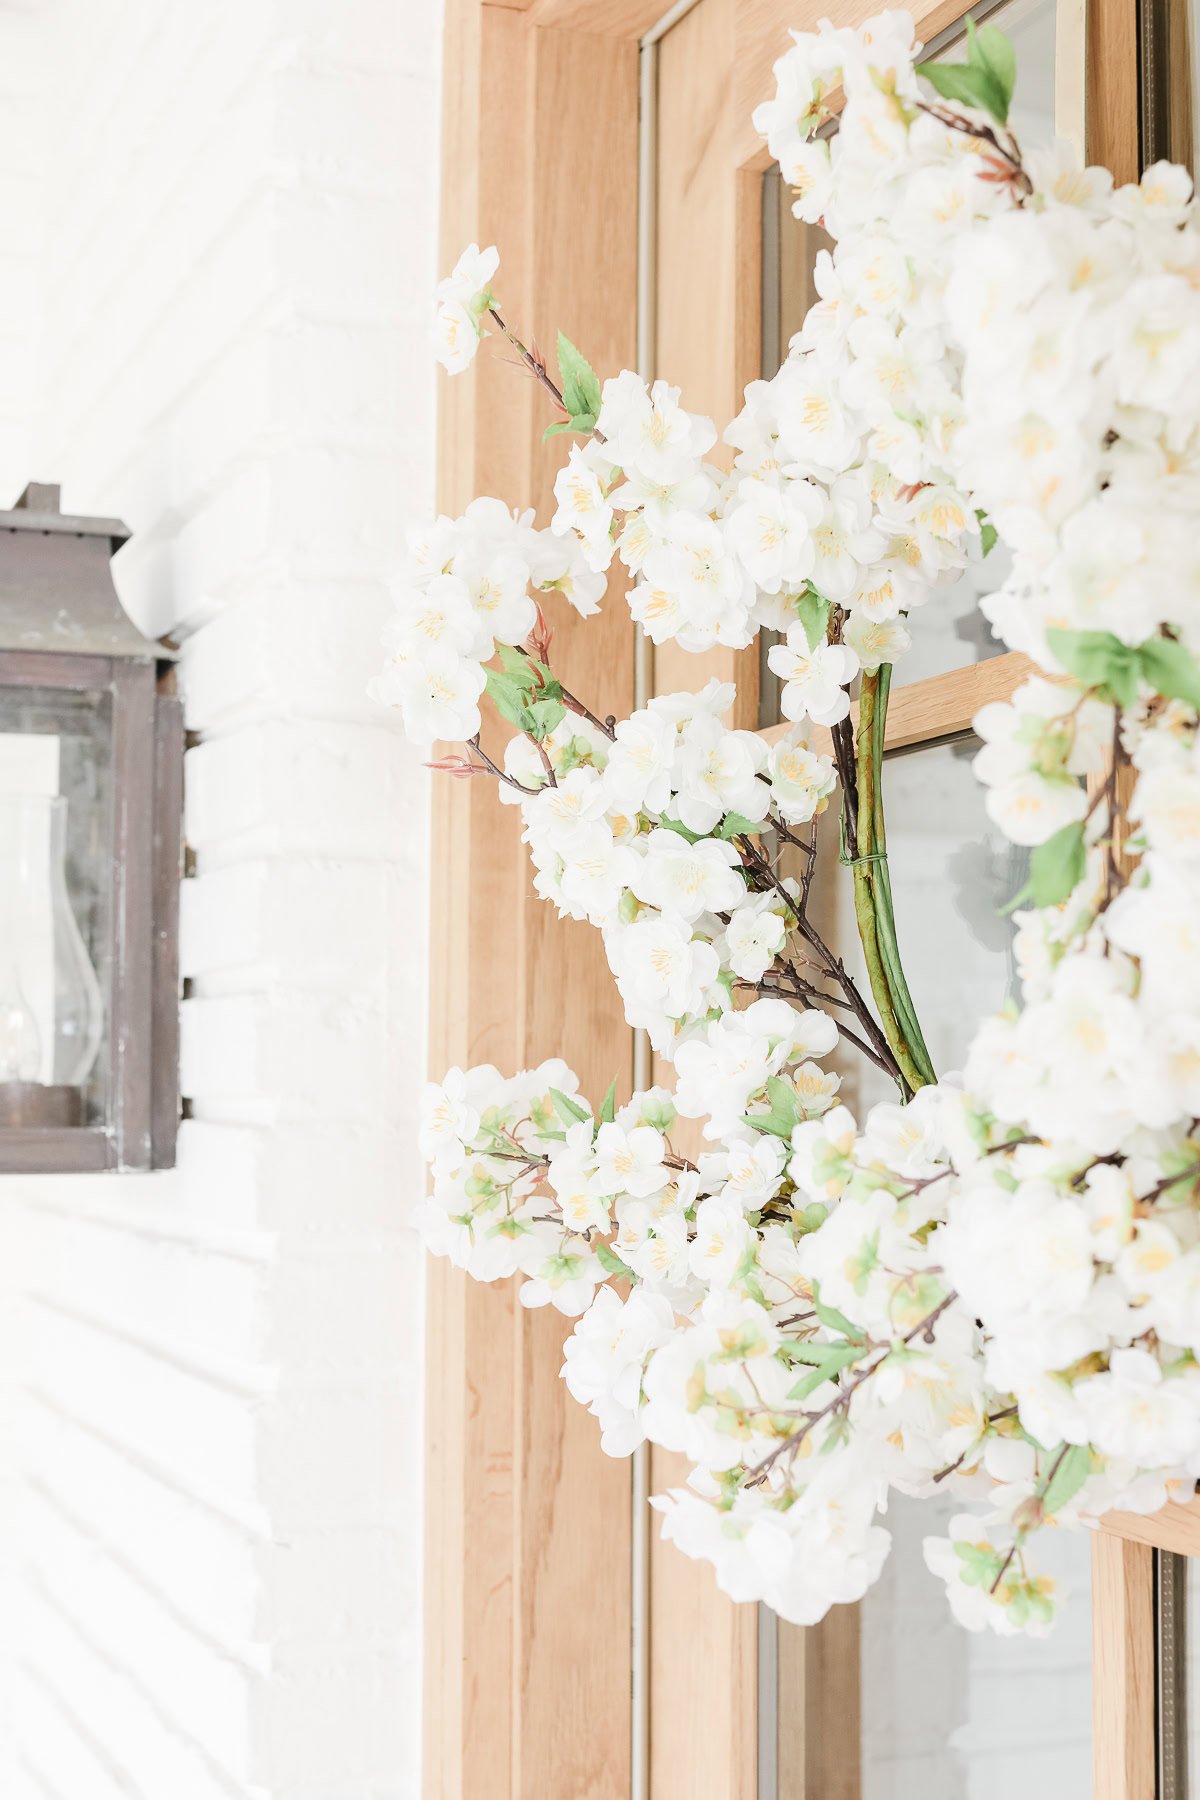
[0,2,437,1794]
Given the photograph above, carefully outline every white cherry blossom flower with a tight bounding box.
[591,1122,671,1199]
[768,629,859,726]
[561,1287,676,1455]
[596,371,716,485]
[689,1194,755,1286]
[434,243,499,372]
[768,730,838,825]
[552,444,615,572]
[386,646,487,742]
[1076,1349,1200,1465]
[724,475,823,594]
[630,828,746,922]
[724,893,787,983]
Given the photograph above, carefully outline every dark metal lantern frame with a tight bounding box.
[0,483,182,1173]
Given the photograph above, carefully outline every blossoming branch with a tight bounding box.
[375,9,1200,1637]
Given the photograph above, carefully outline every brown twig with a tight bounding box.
[915,99,1033,198]
[487,307,569,415]
[735,834,902,1082]
[464,734,538,793]
[743,1291,958,1487]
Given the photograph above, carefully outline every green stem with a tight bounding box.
[850,670,935,1094]
[868,667,936,1086]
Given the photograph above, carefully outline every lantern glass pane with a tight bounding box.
[0,684,112,1129]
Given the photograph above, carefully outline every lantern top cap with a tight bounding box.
[0,481,174,662]
[0,482,130,545]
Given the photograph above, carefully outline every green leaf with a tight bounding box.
[544,413,597,440]
[497,644,561,698]
[787,1343,865,1401]
[1000,820,1086,914]
[975,508,998,557]
[745,1110,793,1141]
[599,1077,618,1125]
[488,647,566,740]
[1041,1443,1091,1517]
[1137,635,1200,711]
[485,666,534,729]
[596,1240,634,1279]
[810,1280,865,1342]
[969,17,1016,120]
[796,586,832,652]
[916,57,1007,122]
[656,816,702,844]
[1046,627,1140,710]
[556,331,602,424]
[745,1075,805,1141]
[1028,820,1086,907]
[954,1540,1004,1587]
[717,812,763,840]
[519,696,566,740]
[766,1075,802,1129]
[496,643,533,678]
[550,1087,590,1126]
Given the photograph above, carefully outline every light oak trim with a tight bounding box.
[1091,1532,1157,1800]
[1086,0,1140,181]
[1101,1497,1200,1557]
[648,1449,759,1800]
[777,1607,862,1799]
[513,0,674,33]
[429,6,637,1797]
[756,650,1038,757]
[653,0,761,726]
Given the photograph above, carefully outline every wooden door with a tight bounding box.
[427,0,1165,1792]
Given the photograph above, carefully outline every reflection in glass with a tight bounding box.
[763,735,1092,1798]
[805,735,1029,1118]
[1142,0,1200,174]
[1158,1551,1188,1799]
[759,0,1062,701]
[765,1488,1092,1799]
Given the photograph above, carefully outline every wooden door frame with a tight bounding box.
[428,0,1153,1795]
[429,8,640,1796]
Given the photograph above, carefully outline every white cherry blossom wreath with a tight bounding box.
[376,11,1200,1635]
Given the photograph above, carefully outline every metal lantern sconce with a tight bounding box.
[0,483,182,1172]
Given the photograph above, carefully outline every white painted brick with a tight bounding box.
[175,1120,419,1233]
[20,1214,268,1370]
[0,0,439,1792]
[275,189,410,322]
[22,1579,254,1797]
[181,858,412,992]
[179,587,398,736]
[273,68,412,198]
[185,721,418,866]
[29,1507,258,1779]
[181,991,390,1123]
[269,0,416,70]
